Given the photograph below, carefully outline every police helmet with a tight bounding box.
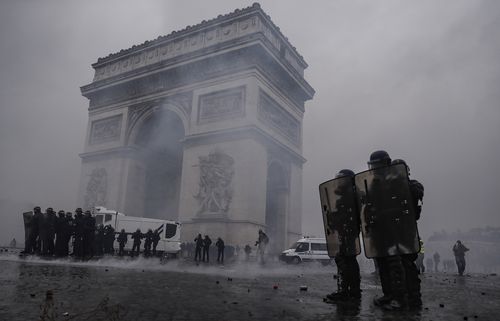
[46,207,54,213]
[58,210,65,216]
[392,158,410,171]
[84,210,91,215]
[66,212,72,217]
[75,208,83,213]
[367,150,391,169]
[335,169,355,178]
[34,206,41,212]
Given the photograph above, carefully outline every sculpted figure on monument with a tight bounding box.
[84,168,107,209]
[194,150,234,214]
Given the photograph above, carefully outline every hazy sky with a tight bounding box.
[1,0,499,244]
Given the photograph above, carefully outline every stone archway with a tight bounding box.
[265,162,289,253]
[132,108,185,220]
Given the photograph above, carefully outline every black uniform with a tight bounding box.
[194,234,203,262]
[203,235,212,262]
[131,229,142,256]
[453,241,469,276]
[83,211,96,258]
[215,238,225,263]
[117,230,127,256]
[152,231,160,256]
[54,211,66,256]
[144,230,153,256]
[103,225,115,254]
[73,210,85,258]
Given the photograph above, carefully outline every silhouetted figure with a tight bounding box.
[26,207,42,254]
[453,240,469,276]
[144,229,153,256]
[95,225,105,256]
[73,208,85,258]
[54,210,66,256]
[244,244,252,261]
[203,235,212,262]
[194,234,203,262]
[117,229,127,256]
[131,229,142,256]
[215,237,225,263]
[103,225,115,254]
[83,210,95,258]
[63,212,73,257]
[43,208,56,256]
[433,252,441,272]
[152,230,160,256]
[255,229,269,264]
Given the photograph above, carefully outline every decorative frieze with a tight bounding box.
[93,16,260,82]
[194,150,235,215]
[197,86,245,123]
[89,115,122,145]
[84,168,107,210]
[258,91,300,146]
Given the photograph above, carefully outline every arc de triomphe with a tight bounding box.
[78,3,314,251]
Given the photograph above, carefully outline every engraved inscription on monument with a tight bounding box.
[197,87,245,123]
[194,150,235,214]
[258,91,300,145]
[89,115,122,145]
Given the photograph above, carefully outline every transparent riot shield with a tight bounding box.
[319,176,361,258]
[354,163,420,258]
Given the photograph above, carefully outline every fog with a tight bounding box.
[1,0,499,247]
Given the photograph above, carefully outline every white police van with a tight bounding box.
[279,237,332,264]
[93,206,181,257]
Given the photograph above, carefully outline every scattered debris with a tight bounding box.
[63,312,69,316]
[232,301,238,305]
[439,304,445,308]
[30,293,36,298]
[227,277,232,281]
[216,281,219,284]
[299,285,308,291]
[273,285,278,290]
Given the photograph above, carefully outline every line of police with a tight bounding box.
[22,207,161,258]
[320,150,425,311]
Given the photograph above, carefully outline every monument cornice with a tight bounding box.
[82,42,313,112]
[90,3,307,83]
[182,125,306,165]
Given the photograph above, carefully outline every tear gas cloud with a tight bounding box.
[1,0,500,262]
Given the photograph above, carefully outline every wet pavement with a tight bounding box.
[0,253,499,321]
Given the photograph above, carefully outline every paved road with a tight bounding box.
[0,254,499,320]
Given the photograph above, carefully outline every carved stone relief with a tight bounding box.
[197,87,245,123]
[89,115,122,145]
[84,168,107,210]
[194,150,235,214]
[258,91,300,146]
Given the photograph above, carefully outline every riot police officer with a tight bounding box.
[131,229,142,256]
[392,158,424,308]
[43,208,56,256]
[321,169,361,303]
[152,230,161,256]
[73,208,85,258]
[117,229,128,256]
[144,229,153,256]
[361,151,410,310]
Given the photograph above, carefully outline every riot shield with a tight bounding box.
[354,163,420,258]
[319,176,361,258]
[23,211,33,249]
